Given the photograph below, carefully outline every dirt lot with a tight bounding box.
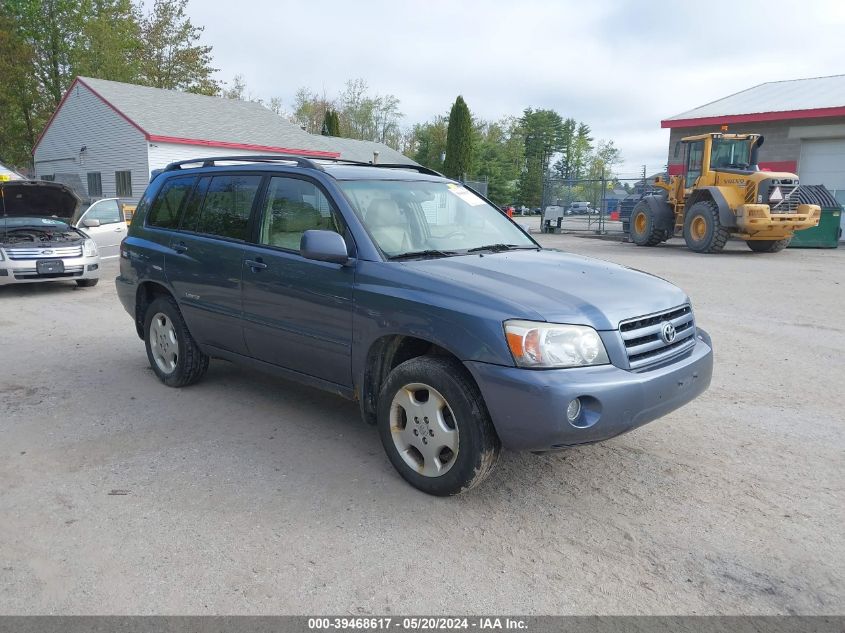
[0,230,842,615]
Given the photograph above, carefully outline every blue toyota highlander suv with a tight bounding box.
[116,156,713,495]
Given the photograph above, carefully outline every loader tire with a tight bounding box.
[746,238,791,253]
[630,200,669,246]
[683,200,730,253]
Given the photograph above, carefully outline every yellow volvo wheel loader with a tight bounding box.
[630,133,821,253]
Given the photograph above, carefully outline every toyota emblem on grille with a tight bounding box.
[660,321,676,344]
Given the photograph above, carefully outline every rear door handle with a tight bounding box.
[172,243,188,254]
[245,259,268,271]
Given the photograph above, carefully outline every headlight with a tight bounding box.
[504,320,610,368]
[83,239,98,257]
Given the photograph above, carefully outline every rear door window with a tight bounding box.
[190,174,262,240]
[147,176,195,228]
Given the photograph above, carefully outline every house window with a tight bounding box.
[41,174,55,181]
[87,172,103,197]
[115,171,132,197]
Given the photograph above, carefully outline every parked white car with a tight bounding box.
[74,198,128,259]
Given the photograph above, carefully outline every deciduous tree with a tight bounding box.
[138,0,218,94]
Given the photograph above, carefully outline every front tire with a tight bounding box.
[376,356,500,496]
[630,201,670,246]
[143,296,209,387]
[746,238,791,253]
[683,199,731,253]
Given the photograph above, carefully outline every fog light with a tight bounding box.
[566,398,582,422]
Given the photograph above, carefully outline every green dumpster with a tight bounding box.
[789,185,842,249]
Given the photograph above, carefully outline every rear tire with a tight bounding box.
[746,238,791,253]
[76,278,99,287]
[376,356,500,496]
[143,296,209,387]
[629,200,670,246]
[683,200,730,253]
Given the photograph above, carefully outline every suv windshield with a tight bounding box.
[710,138,753,170]
[337,179,536,258]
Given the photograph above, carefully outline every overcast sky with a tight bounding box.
[190,0,845,177]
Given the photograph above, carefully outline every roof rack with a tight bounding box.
[313,158,443,177]
[161,155,325,172]
[159,155,443,178]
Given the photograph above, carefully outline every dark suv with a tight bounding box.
[117,156,713,495]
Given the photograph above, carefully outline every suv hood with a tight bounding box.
[404,249,689,331]
[0,180,80,220]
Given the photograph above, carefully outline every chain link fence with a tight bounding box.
[540,174,665,237]
[462,175,489,198]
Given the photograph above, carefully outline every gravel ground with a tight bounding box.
[0,228,842,615]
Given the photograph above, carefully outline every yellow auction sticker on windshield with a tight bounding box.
[447,183,485,206]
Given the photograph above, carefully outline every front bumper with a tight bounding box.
[466,328,713,451]
[0,255,100,285]
[737,203,820,236]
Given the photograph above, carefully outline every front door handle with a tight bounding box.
[245,259,268,271]
[172,243,188,254]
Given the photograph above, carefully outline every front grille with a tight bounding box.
[768,184,800,213]
[5,245,83,260]
[620,305,696,370]
[13,265,84,279]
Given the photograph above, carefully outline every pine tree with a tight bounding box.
[443,96,474,180]
[321,109,340,136]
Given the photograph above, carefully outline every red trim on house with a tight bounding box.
[661,106,845,128]
[667,161,797,176]
[758,160,798,173]
[147,135,341,158]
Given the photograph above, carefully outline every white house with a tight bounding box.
[33,77,414,201]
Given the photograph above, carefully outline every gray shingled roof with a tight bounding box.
[78,76,415,165]
[317,136,413,165]
[665,74,845,121]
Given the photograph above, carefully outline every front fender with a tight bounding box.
[688,187,736,228]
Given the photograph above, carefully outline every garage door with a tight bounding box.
[799,139,845,240]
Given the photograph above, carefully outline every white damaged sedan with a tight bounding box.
[0,180,100,287]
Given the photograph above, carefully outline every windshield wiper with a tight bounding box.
[466,243,536,253]
[389,249,461,261]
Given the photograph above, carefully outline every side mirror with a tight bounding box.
[83,218,101,228]
[300,230,351,265]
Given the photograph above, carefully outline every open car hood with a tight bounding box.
[0,180,81,220]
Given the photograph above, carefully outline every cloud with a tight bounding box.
[189,0,845,173]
